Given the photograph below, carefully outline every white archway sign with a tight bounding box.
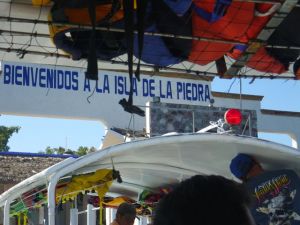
[0,61,212,131]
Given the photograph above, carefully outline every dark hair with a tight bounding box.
[153,175,252,225]
[117,202,136,217]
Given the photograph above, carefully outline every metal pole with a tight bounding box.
[249,113,252,137]
[87,204,96,225]
[192,111,195,132]
[70,208,78,225]
[3,199,11,225]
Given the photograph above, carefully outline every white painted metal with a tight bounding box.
[3,199,11,225]
[70,208,78,225]
[197,123,219,133]
[87,204,96,225]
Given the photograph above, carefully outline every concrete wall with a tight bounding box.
[258,110,300,149]
[148,102,258,136]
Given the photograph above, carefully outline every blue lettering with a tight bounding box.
[177,82,182,99]
[72,72,78,90]
[186,83,191,101]
[15,66,22,85]
[142,79,149,97]
[205,85,210,101]
[3,65,11,84]
[31,67,38,87]
[39,68,46,88]
[2,65,84,92]
[103,75,110,93]
[166,81,172,99]
[117,76,124,94]
[84,78,91,91]
[57,70,64,89]
[149,79,155,97]
[46,69,55,89]
[198,84,203,101]
[117,76,132,95]
[192,84,197,101]
[23,67,30,86]
[65,71,71,90]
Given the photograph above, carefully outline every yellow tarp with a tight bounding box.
[56,169,114,203]
[32,0,51,6]
[103,196,135,208]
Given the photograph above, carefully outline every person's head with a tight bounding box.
[153,175,255,225]
[230,153,264,181]
[116,202,136,225]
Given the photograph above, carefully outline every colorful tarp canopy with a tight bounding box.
[0,0,299,80]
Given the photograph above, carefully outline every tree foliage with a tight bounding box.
[0,126,20,152]
[39,146,97,156]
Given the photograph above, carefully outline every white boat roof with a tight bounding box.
[1,133,300,205]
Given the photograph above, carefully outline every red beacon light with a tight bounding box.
[224,109,242,125]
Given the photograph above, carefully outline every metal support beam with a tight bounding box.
[87,204,96,225]
[70,208,78,225]
[3,199,11,225]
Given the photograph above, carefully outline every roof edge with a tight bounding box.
[212,91,264,101]
[0,151,78,158]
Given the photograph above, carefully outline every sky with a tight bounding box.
[1,76,300,153]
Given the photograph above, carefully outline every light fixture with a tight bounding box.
[224,109,242,125]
